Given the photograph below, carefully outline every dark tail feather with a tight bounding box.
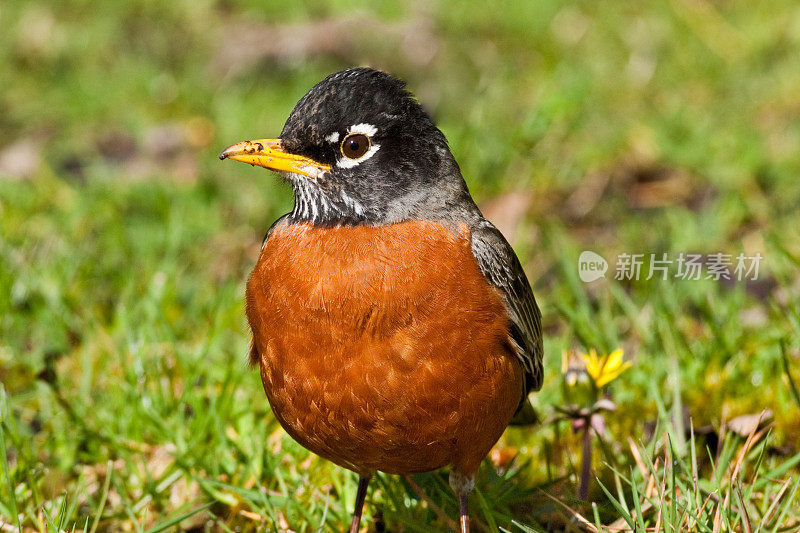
[510,396,540,426]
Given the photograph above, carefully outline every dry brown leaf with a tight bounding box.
[564,170,610,218]
[603,152,715,211]
[211,13,439,78]
[0,139,40,180]
[145,443,177,480]
[727,409,773,437]
[480,191,532,244]
[240,508,265,522]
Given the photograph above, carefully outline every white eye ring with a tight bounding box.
[336,123,380,169]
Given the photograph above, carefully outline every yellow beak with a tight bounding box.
[218,139,330,179]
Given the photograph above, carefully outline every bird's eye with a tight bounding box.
[341,133,370,160]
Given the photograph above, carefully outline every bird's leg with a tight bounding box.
[349,474,372,533]
[449,471,475,533]
[459,492,470,533]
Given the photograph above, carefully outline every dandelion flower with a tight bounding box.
[582,348,631,388]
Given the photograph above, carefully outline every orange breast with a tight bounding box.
[246,220,523,476]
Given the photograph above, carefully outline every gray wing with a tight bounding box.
[471,220,544,392]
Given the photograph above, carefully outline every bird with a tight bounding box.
[219,67,543,533]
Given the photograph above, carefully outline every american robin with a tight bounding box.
[220,68,543,533]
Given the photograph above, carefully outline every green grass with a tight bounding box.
[2,0,800,531]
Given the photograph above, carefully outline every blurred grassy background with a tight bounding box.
[1,0,800,531]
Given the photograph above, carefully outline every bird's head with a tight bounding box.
[220,68,473,226]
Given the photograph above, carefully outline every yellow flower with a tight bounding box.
[582,348,631,388]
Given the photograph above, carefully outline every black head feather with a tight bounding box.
[277,68,475,226]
